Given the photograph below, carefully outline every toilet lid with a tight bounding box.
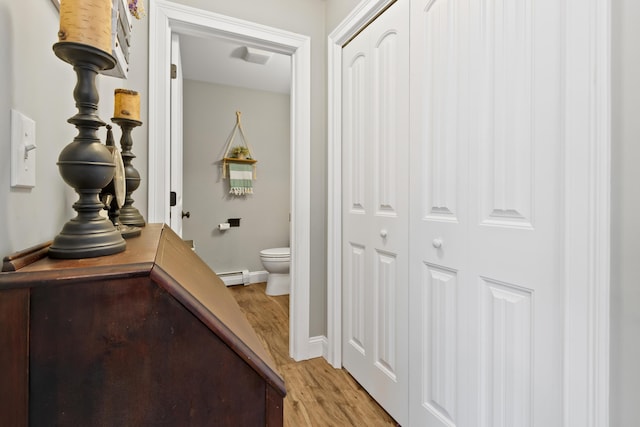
[260,247,290,257]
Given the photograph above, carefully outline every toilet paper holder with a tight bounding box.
[218,218,240,231]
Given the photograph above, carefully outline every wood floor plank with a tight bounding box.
[228,283,399,426]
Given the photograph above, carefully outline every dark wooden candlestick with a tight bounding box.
[112,117,146,227]
[48,42,126,259]
[101,125,141,239]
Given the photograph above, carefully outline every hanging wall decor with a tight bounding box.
[222,111,257,195]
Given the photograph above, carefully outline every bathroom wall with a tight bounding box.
[182,79,290,274]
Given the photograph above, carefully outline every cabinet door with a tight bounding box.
[341,0,410,425]
[410,0,565,425]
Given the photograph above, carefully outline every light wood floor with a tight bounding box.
[228,283,399,427]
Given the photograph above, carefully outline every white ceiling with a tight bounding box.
[179,34,292,95]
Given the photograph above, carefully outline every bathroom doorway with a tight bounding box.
[148,0,313,361]
[177,33,292,289]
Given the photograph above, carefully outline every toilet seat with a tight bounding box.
[260,247,290,259]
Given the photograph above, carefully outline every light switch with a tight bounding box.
[11,109,36,188]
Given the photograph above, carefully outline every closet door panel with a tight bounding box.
[345,54,368,214]
[411,2,469,424]
[343,32,373,381]
[422,0,460,223]
[342,1,410,425]
[345,243,367,354]
[476,0,534,228]
[410,0,566,426]
[421,264,458,425]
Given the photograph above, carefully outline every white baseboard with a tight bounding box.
[308,335,328,360]
[219,270,268,286]
[221,271,327,362]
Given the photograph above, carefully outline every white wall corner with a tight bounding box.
[308,335,328,360]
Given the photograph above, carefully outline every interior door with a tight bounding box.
[170,33,184,236]
[341,1,410,425]
[409,0,564,425]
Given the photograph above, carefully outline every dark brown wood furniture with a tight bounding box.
[0,224,285,426]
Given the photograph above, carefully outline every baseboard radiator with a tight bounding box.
[217,270,269,287]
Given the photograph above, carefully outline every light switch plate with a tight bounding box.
[11,109,36,188]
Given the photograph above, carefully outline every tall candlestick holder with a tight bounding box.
[48,42,126,259]
[101,125,141,239]
[112,117,146,227]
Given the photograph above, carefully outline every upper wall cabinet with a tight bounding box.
[51,0,132,79]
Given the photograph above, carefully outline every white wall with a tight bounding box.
[325,0,361,33]
[0,0,147,257]
[611,0,640,424]
[182,80,290,274]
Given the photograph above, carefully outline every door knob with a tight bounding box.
[432,238,443,249]
[380,229,388,238]
[182,211,191,219]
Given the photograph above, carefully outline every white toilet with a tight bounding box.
[259,247,290,296]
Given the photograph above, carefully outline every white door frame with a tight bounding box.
[169,33,183,236]
[326,0,610,425]
[149,0,313,361]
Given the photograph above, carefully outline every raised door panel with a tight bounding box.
[479,278,533,427]
[373,30,402,218]
[421,264,458,426]
[476,0,533,229]
[345,243,367,355]
[422,0,460,223]
[373,250,399,380]
[345,53,368,215]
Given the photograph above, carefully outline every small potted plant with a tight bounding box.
[231,146,251,159]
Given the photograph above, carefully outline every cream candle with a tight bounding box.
[114,89,140,121]
[58,0,113,54]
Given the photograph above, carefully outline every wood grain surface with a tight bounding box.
[229,283,399,427]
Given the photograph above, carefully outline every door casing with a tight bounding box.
[148,0,315,361]
[327,0,610,425]
[169,33,183,236]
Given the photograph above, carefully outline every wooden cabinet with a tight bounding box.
[0,224,285,426]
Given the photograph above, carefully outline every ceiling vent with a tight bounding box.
[242,47,273,65]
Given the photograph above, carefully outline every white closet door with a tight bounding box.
[409,0,565,426]
[341,0,410,425]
